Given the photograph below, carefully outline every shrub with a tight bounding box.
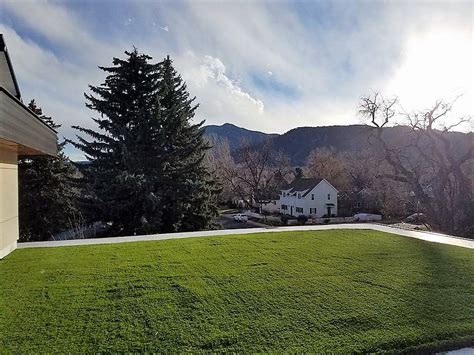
[226,200,236,209]
[280,215,289,225]
[264,219,283,227]
[324,218,330,224]
[297,215,308,225]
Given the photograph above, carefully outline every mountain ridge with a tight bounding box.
[204,123,278,150]
[204,123,472,165]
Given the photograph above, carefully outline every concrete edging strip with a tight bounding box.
[16,223,474,250]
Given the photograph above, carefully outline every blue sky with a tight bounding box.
[0,0,472,160]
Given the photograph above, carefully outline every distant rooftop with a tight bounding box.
[282,177,325,196]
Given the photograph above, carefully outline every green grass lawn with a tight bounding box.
[1,230,473,352]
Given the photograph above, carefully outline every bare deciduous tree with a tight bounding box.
[338,148,409,218]
[207,138,291,210]
[305,147,349,191]
[205,137,236,203]
[236,139,291,210]
[360,93,473,237]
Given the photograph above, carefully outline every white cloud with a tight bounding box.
[175,53,265,128]
[0,0,123,66]
[0,0,471,160]
[201,55,264,113]
[0,25,93,132]
[2,0,85,46]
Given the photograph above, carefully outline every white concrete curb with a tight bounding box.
[16,223,474,250]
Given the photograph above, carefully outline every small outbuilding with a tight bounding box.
[0,35,57,258]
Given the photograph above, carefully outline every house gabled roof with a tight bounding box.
[281,177,339,197]
[0,34,21,100]
[281,177,323,196]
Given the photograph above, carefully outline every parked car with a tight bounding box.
[233,214,248,222]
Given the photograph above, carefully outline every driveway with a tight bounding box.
[217,213,272,228]
[214,215,259,229]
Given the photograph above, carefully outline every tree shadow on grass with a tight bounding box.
[331,231,474,353]
[381,240,474,352]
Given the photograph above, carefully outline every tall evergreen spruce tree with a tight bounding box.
[18,100,78,241]
[70,50,217,236]
[157,56,219,232]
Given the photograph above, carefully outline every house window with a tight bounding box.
[295,207,303,213]
[283,192,286,197]
[328,193,331,200]
[311,194,314,200]
[281,204,288,210]
[298,193,301,199]
[310,208,317,214]
[357,201,361,208]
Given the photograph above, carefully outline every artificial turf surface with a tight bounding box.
[0,230,473,352]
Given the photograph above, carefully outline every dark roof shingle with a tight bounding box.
[282,177,324,196]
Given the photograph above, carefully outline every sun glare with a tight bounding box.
[386,30,473,130]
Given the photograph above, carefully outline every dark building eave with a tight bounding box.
[0,34,21,100]
[0,87,57,156]
[0,87,57,133]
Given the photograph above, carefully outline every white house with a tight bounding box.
[279,178,338,218]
